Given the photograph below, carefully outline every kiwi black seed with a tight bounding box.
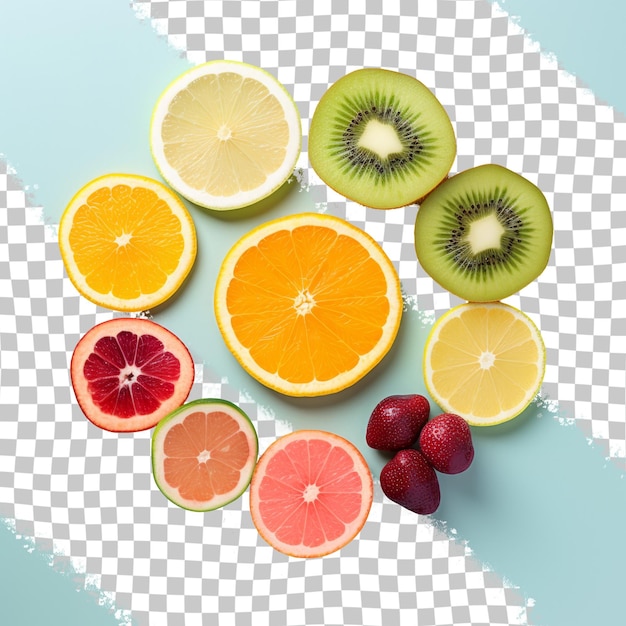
[414,164,553,302]
[308,68,456,209]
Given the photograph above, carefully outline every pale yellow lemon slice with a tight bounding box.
[150,60,301,210]
[423,302,546,426]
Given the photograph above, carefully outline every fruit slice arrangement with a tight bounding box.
[310,68,552,425]
[367,394,474,515]
[310,69,552,428]
[249,430,373,558]
[151,60,302,211]
[70,317,195,432]
[214,212,403,397]
[152,399,258,512]
[58,61,557,555]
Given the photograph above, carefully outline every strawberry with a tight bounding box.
[365,394,430,451]
[380,449,441,515]
[419,413,474,474]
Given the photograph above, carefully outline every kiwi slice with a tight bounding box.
[414,164,553,302]
[308,68,456,209]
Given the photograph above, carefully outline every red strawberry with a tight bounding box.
[366,394,430,451]
[419,413,474,474]
[379,449,440,515]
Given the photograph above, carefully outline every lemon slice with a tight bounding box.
[423,302,546,426]
[150,60,302,211]
[214,212,403,397]
[58,173,197,312]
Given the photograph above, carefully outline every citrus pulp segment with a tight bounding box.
[150,60,302,210]
[70,317,195,432]
[152,399,258,512]
[58,173,197,312]
[249,430,373,558]
[423,302,546,426]
[214,212,403,397]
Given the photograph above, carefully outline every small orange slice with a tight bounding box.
[214,212,403,396]
[58,173,197,312]
[249,430,373,558]
[152,399,258,511]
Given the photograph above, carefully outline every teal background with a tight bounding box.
[492,0,626,115]
[0,1,625,624]
[0,521,122,626]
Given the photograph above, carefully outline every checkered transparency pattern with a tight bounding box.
[0,0,624,624]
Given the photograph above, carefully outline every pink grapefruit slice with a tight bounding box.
[249,430,373,558]
[152,399,259,511]
[70,317,195,432]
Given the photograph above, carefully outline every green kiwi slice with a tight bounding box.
[308,68,456,209]
[414,164,553,302]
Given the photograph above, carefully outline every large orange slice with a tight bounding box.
[58,173,197,312]
[152,399,258,511]
[423,302,546,426]
[214,212,403,396]
[249,430,373,558]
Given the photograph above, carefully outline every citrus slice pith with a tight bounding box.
[152,398,259,512]
[70,317,195,433]
[423,302,546,427]
[150,60,302,210]
[214,212,403,397]
[249,430,373,558]
[58,173,197,312]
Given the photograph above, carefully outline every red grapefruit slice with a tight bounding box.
[151,399,259,511]
[70,317,195,432]
[249,430,373,558]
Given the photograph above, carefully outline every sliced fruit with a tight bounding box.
[414,164,553,302]
[380,448,441,515]
[214,212,403,397]
[423,302,546,426]
[58,173,197,312]
[308,68,456,209]
[150,59,301,210]
[366,394,430,451]
[249,430,373,558]
[152,398,258,511]
[419,413,474,474]
[70,317,195,432]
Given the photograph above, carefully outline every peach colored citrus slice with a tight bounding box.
[152,398,258,511]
